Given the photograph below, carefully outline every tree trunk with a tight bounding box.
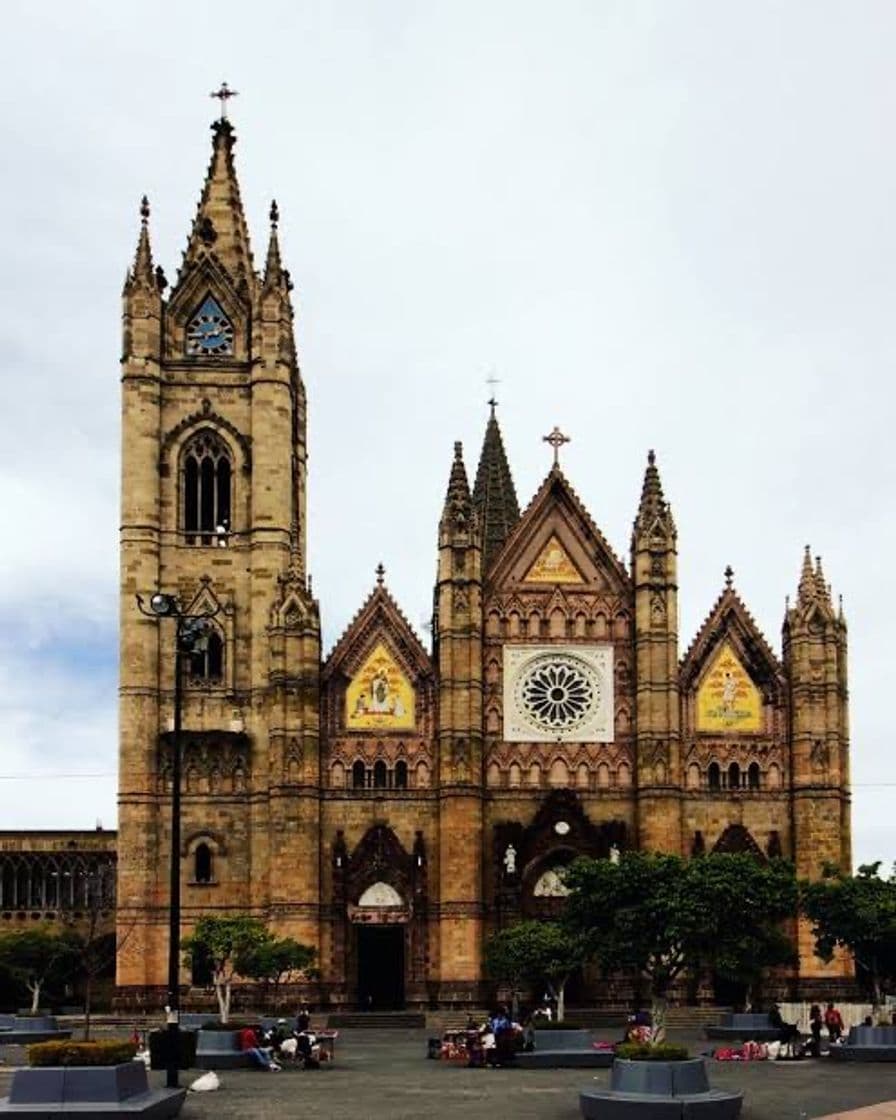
[871,974,883,1018]
[650,991,668,1044]
[556,979,566,1024]
[215,978,232,1024]
[28,982,41,1014]
[84,975,93,1042]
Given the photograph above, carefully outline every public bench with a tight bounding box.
[517,1029,614,1069]
[704,1013,780,1042]
[194,1029,254,1070]
[0,1061,185,1118]
[0,1015,72,1045]
[828,1025,896,1062]
[580,1057,743,1119]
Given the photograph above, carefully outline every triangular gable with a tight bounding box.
[487,468,630,595]
[523,535,584,585]
[323,583,432,687]
[680,586,784,711]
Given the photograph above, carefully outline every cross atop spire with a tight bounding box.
[543,426,570,467]
[724,564,734,589]
[210,82,239,119]
[375,562,385,587]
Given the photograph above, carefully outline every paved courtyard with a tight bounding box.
[2,1028,896,1119]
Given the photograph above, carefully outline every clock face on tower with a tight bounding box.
[186,295,235,356]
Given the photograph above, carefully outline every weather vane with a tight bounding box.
[485,368,501,412]
[210,82,239,119]
[543,426,570,467]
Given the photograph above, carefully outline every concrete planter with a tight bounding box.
[705,1013,779,1042]
[829,1024,896,1062]
[580,1057,743,1119]
[195,1028,253,1069]
[0,1061,185,1118]
[516,1029,614,1070]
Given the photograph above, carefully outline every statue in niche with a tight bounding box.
[609,844,620,865]
[503,844,517,876]
[452,738,469,781]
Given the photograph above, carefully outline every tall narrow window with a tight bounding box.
[395,761,408,790]
[352,761,366,789]
[747,762,761,790]
[373,760,387,789]
[182,431,232,545]
[187,630,224,684]
[728,762,741,790]
[708,762,721,791]
[194,843,213,884]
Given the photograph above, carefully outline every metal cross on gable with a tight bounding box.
[210,82,239,119]
[543,426,570,466]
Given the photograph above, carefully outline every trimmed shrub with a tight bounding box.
[616,1042,690,1062]
[28,1041,138,1067]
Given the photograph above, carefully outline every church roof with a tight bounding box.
[323,566,432,681]
[176,119,256,297]
[472,404,520,573]
[680,566,783,690]
[487,464,630,593]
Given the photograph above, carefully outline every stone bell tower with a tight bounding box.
[117,110,320,997]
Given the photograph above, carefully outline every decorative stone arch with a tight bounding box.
[160,402,251,476]
[711,823,765,860]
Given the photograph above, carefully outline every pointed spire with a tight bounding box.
[815,554,832,607]
[441,441,473,529]
[262,198,287,293]
[182,119,254,291]
[125,195,156,293]
[634,448,675,537]
[798,544,816,606]
[472,403,519,571]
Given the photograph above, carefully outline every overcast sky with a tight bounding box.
[0,1,892,869]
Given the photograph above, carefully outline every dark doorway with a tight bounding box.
[357,925,405,1010]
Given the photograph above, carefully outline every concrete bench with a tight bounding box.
[195,1029,254,1070]
[0,1015,72,1045]
[0,1061,185,1118]
[704,1014,780,1042]
[828,1025,896,1062]
[580,1057,743,1119]
[517,1029,614,1069]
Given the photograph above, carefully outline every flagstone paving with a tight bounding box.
[2,1028,896,1119]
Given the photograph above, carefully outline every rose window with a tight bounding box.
[515,654,601,734]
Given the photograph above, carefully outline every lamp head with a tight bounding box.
[149,592,177,617]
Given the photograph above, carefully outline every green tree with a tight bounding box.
[237,935,317,1005]
[484,920,585,1022]
[564,852,799,1041]
[0,926,77,1013]
[801,862,896,1011]
[686,853,798,1009]
[182,915,271,1023]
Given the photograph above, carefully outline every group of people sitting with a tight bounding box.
[437,1006,526,1066]
[238,1007,328,1072]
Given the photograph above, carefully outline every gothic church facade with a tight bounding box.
[117,117,851,1006]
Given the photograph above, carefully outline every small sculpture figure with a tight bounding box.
[503,844,517,876]
[609,844,620,865]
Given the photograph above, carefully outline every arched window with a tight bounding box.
[352,761,366,789]
[395,760,408,789]
[188,629,224,683]
[194,843,213,884]
[373,760,388,789]
[183,431,232,546]
[728,762,741,790]
[708,762,721,790]
[747,762,761,790]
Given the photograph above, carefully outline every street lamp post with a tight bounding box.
[136,592,216,1090]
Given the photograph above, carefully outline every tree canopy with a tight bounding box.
[801,862,896,1008]
[0,926,78,1013]
[484,920,585,1020]
[563,851,798,1038]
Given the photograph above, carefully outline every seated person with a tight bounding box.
[296,1030,322,1068]
[238,1025,280,1071]
[768,1004,800,1045]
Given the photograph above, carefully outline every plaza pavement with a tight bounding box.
[2,1027,896,1119]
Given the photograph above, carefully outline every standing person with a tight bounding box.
[296,1005,311,1033]
[824,1002,844,1042]
[807,1005,823,1057]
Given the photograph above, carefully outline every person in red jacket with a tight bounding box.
[824,1003,844,1043]
[238,1025,280,1071]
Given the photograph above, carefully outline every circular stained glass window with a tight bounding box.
[514,653,601,734]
